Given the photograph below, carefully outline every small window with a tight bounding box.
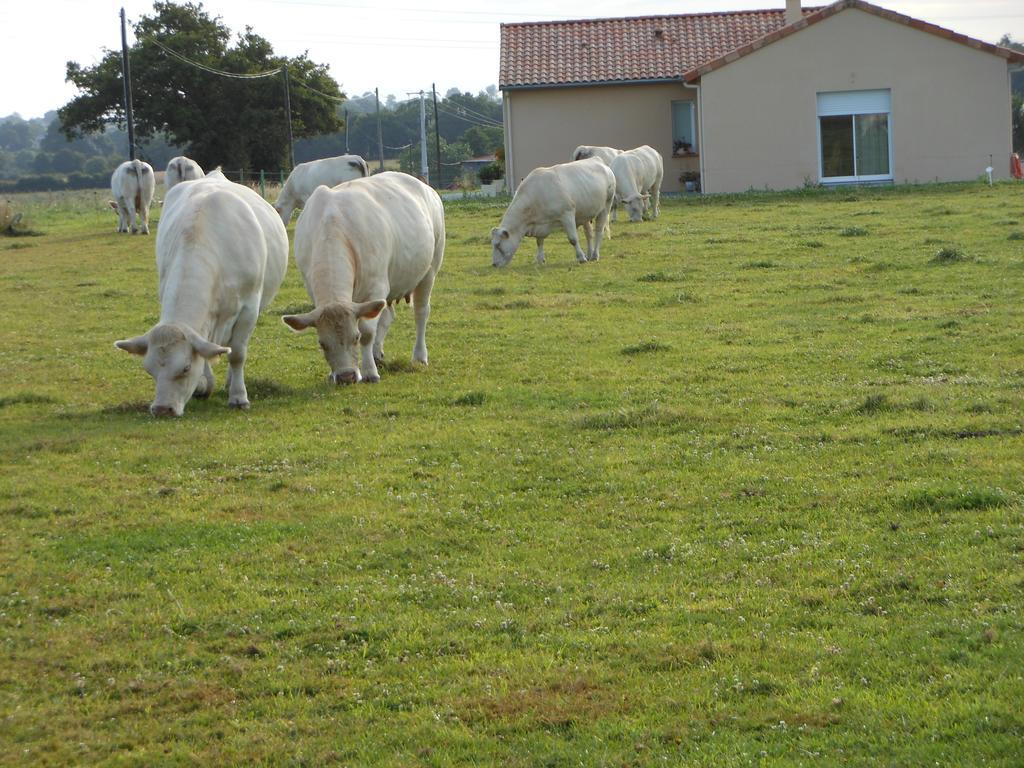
[671,100,697,156]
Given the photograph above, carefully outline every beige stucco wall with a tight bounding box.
[504,82,699,193]
[699,7,1015,192]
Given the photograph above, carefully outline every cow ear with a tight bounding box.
[282,308,322,331]
[108,200,119,211]
[355,300,386,320]
[191,337,231,359]
[491,228,509,240]
[115,335,148,356]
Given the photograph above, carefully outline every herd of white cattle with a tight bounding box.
[109,143,663,416]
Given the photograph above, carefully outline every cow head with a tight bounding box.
[282,300,386,385]
[273,202,293,226]
[622,193,650,223]
[491,227,522,267]
[115,323,230,417]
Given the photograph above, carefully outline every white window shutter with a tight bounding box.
[817,89,891,116]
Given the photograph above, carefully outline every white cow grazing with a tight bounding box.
[115,175,288,416]
[282,172,445,386]
[491,157,614,267]
[571,144,624,228]
[273,154,370,225]
[609,145,664,223]
[571,145,623,166]
[164,156,205,192]
[109,159,156,234]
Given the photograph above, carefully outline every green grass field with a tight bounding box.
[1,182,1022,766]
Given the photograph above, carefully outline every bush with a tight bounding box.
[13,175,66,192]
[67,172,110,190]
[478,162,503,184]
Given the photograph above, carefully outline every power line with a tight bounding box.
[289,76,345,102]
[246,0,569,20]
[441,101,503,125]
[436,104,502,129]
[147,36,346,106]
[146,37,283,78]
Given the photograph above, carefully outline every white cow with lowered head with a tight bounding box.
[571,145,623,166]
[491,156,615,266]
[109,159,155,234]
[115,174,288,416]
[273,154,370,225]
[609,145,664,223]
[164,155,204,192]
[282,172,445,386]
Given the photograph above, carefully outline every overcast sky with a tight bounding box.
[2,0,1021,119]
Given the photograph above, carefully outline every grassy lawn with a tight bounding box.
[1,182,1022,766]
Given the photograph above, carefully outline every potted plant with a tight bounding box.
[680,170,701,193]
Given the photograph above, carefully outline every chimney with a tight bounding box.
[785,0,802,25]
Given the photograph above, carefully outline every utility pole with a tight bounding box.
[375,88,385,173]
[418,90,429,184]
[119,8,136,160]
[432,84,441,189]
[344,107,349,153]
[282,65,295,170]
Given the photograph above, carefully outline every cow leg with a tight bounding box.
[225,308,257,409]
[410,271,435,365]
[125,198,139,234]
[581,219,594,261]
[651,185,661,220]
[591,207,609,262]
[561,212,587,263]
[535,236,546,264]
[193,362,215,399]
[225,347,250,409]
[372,304,395,365]
[139,202,150,235]
[359,317,382,383]
[117,203,128,233]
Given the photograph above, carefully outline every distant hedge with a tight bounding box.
[0,173,110,193]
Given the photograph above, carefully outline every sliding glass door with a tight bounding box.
[817,90,892,183]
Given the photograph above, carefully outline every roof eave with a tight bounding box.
[500,77,684,92]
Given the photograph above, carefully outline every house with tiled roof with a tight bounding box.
[499,0,1024,194]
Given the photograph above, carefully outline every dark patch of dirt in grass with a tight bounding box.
[459,677,628,728]
[0,393,59,408]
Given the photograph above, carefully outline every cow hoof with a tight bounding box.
[229,399,250,410]
[361,374,381,384]
[588,254,600,262]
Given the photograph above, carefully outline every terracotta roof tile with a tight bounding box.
[500,1,1024,90]
[500,7,816,89]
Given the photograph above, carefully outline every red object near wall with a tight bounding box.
[1012,153,1024,180]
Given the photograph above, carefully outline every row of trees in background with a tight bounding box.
[0,1,503,193]
[1,84,503,191]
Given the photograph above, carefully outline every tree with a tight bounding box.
[462,125,503,156]
[59,1,343,171]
